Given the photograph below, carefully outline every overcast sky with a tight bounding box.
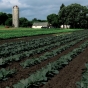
[0,0,88,20]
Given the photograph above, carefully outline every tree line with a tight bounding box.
[0,12,47,27]
[47,3,88,29]
[0,3,88,28]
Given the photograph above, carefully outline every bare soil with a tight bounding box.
[0,31,88,88]
[0,32,72,45]
[0,37,87,88]
[42,47,88,88]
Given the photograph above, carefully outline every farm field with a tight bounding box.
[0,27,83,39]
[0,29,88,88]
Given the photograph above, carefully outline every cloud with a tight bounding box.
[0,0,88,20]
[0,0,29,9]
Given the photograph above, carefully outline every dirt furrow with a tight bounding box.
[0,34,54,45]
[0,32,71,45]
[42,47,88,88]
[0,39,87,88]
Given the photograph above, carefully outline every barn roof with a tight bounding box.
[32,22,48,26]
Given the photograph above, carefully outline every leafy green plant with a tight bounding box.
[0,68,16,81]
[76,62,88,88]
[12,40,88,88]
[20,38,83,68]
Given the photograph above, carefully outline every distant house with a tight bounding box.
[32,22,50,29]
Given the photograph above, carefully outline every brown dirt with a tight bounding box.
[0,34,76,70]
[42,47,88,88]
[0,34,53,45]
[0,38,87,88]
[0,32,72,45]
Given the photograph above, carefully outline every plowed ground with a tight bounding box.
[0,33,88,88]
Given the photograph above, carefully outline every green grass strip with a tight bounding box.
[0,28,83,39]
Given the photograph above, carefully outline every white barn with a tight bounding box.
[32,22,48,29]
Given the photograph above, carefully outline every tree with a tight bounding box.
[5,18,12,26]
[32,18,38,22]
[0,12,8,25]
[58,7,66,28]
[58,3,88,28]
[19,17,32,27]
[7,14,12,18]
[60,3,65,10]
[47,14,59,28]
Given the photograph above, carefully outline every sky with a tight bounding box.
[0,0,88,20]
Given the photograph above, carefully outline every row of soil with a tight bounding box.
[0,33,57,45]
[0,38,87,88]
[0,32,73,45]
[0,33,82,69]
[0,42,61,70]
[42,47,88,88]
[0,36,74,70]
[0,32,75,59]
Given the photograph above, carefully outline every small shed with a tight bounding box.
[32,22,49,29]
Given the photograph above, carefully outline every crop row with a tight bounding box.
[20,38,85,68]
[8,39,88,88]
[0,35,70,57]
[0,34,87,66]
[0,30,88,58]
[0,33,70,51]
[0,68,16,81]
[76,63,88,88]
[0,29,83,48]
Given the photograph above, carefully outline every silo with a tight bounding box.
[12,5,19,27]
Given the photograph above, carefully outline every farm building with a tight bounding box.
[12,5,19,27]
[32,22,50,29]
[60,25,70,29]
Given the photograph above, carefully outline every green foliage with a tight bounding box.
[7,13,12,18]
[0,29,82,39]
[58,3,88,28]
[0,29,88,88]
[0,12,8,25]
[19,17,32,27]
[76,63,88,88]
[20,39,80,68]
[60,3,65,10]
[0,11,32,27]
[0,68,16,81]
[0,30,88,67]
[32,18,47,23]
[47,14,59,28]
[12,39,88,88]
[13,63,59,88]
[5,18,12,26]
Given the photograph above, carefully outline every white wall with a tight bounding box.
[32,26,42,28]
[60,25,70,29]
[60,25,64,28]
[67,25,70,28]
